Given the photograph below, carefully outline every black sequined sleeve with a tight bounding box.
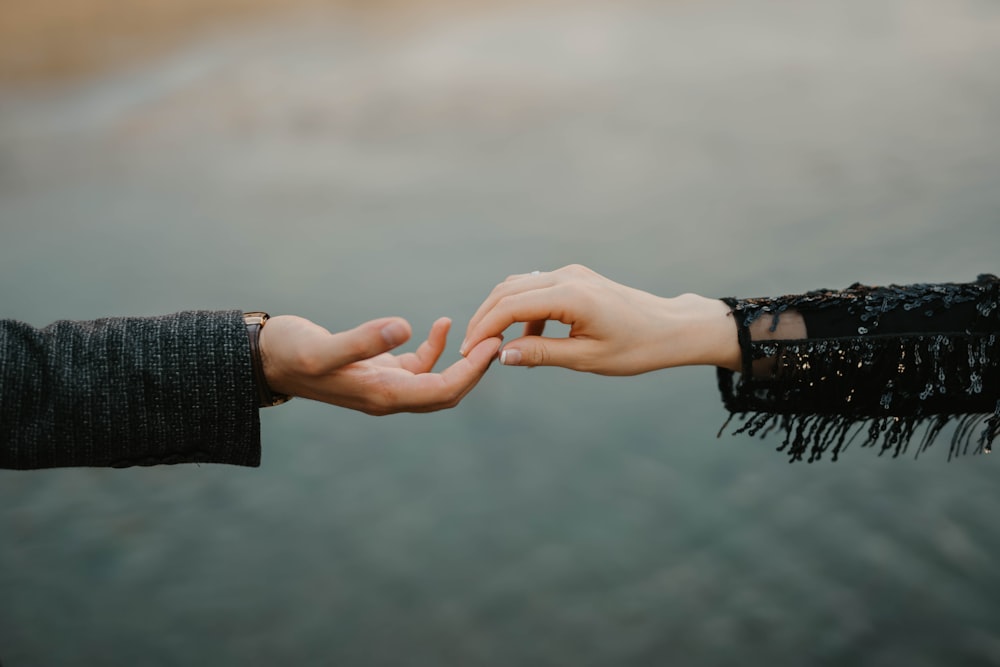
[717,275,1000,461]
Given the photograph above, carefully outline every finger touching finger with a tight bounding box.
[463,273,555,349]
[464,288,573,356]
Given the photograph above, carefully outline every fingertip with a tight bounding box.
[427,315,448,330]
[434,317,452,339]
[380,318,412,347]
[499,347,522,366]
[466,336,502,364]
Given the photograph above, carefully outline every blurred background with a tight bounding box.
[1,0,999,664]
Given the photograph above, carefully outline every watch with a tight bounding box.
[244,312,293,408]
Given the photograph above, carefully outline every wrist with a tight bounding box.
[244,312,293,407]
[663,294,741,371]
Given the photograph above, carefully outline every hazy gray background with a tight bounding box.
[1,0,999,664]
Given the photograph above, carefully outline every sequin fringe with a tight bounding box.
[717,275,1000,461]
[722,408,1000,462]
[717,334,1000,462]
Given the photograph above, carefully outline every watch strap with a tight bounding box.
[244,312,292,408]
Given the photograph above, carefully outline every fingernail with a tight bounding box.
[381,322,408,346]
[459,339,469,356]
[500,349,521,366]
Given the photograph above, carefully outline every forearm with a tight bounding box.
[0,311,260,469]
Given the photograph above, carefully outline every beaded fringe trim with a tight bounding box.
[718,333,1000,462]
[719,406,1000,463]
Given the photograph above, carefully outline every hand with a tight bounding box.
[259,315,502,414]
[461,264,741,375]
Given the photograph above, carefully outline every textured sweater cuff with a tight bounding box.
[0,310,261,469]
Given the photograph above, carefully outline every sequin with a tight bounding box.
[718,274,1000,461]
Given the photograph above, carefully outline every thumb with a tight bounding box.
[321,317,412,369]
[498,336,588,370]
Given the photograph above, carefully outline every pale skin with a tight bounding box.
[253,264,752,415]
[259,314,502,415]
[461,264,744,375]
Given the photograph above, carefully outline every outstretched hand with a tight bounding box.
[461,264,740,375]
[260,315,502,414]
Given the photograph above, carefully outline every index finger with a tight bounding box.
[463,287,575,356]
[398,317,451,374]
[463,272,556,348]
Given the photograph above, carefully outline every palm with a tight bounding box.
[265,314,499,415]
[364,348,440,375]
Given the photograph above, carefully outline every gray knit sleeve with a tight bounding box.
[0,310,261,469]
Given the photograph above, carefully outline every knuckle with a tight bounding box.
[563,282,590,303]
[488,283,509,301]
[495,294,517,313]
[525,345,549,368]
